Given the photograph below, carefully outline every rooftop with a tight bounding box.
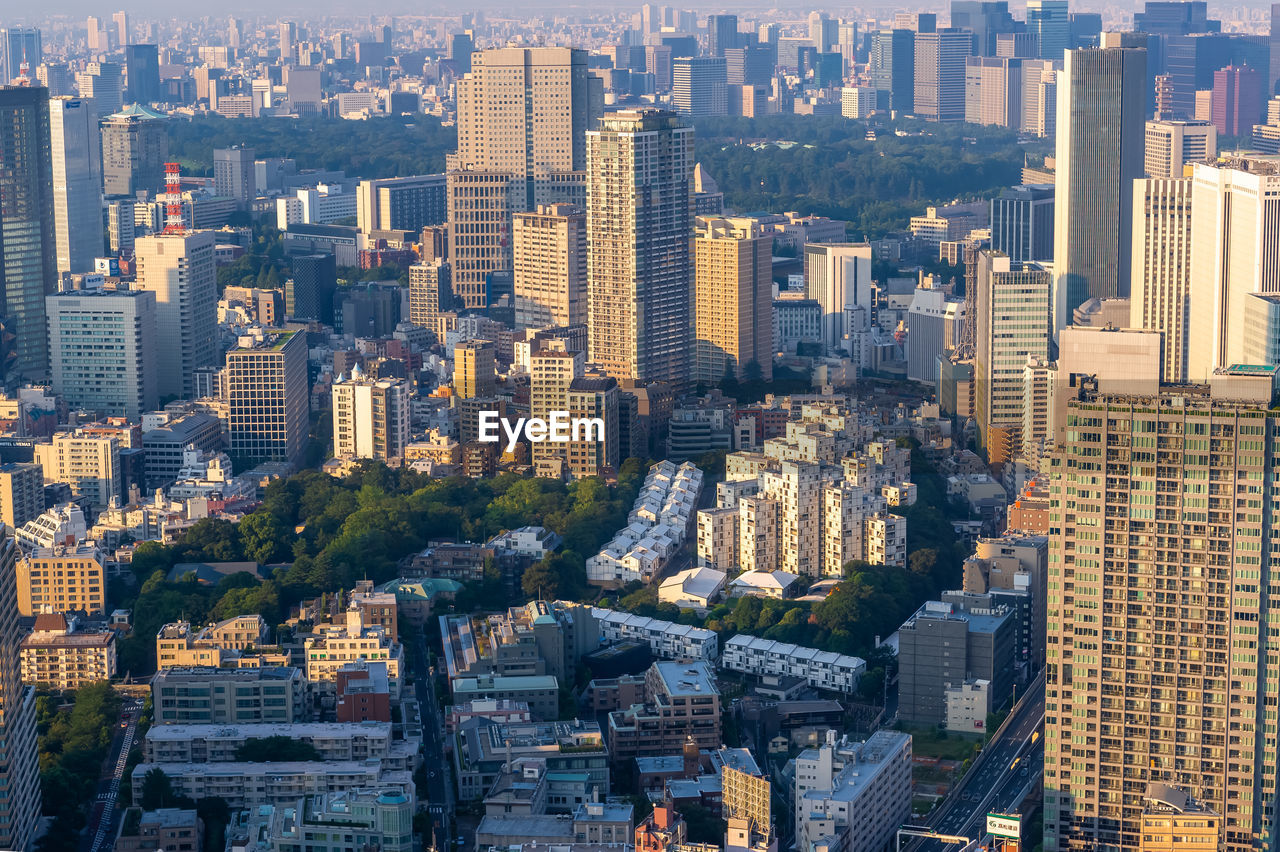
[652,661,717,698]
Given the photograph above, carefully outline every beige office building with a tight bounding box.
[1186,156,1280,382]
[17,545,106,617]
[1144,120,1215,179]
[692,217,773,385]
[453,340,496,400]
[513,203,587,330]
[1129,177,1193,382]
[586,110,694,388]
[448,47,603,309]
[0,463,43,530]
[34,430,121,510]
[226,328,309,466]
[135,230,218,399]
[332,372,410,462]
[1044,375,1280,852]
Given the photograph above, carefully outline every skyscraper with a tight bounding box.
[356,174,447,233]
[707,15,739,57]
[870,29,916,113]
[529,341,585,477]
[989,184,1055,264]
[1045,373,1280,852]
[134,231,217,399]
[82,62,123,116]
[226,328,309,466]
[914,29,972,121]
[691,217,773,385]
[286,253,336,324]
[101,105,167,197]
[950,0,1017,56]
[47,286,158,419]
[1052,43,1147,330]
[1129,177,1193,382]
[1,27,41,84]
[0,86,56,384]
[86,16,105,52]
[512,203,587,331]
[804,243,873,357]
[112,10,129,46]
[587,110,693,389]
[672,57,728,117]
[1186,155,1280,382]
[973,251,1051,460]
[48,96,103,276]
[214,145,255,209]
[1271,3,1279,97]
[1026,0,1069,61]
[448,47,603,309]
[1210,65,1263,136]
[124,44,158,104]
[0,527,40,852]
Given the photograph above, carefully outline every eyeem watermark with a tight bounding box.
[478,411,605,453]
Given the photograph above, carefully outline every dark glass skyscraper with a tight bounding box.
[0,86,56,384]
[870,29,915,114]
[125,43,160,104]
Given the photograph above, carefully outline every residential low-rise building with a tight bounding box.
[20,612,117,689]
[592,608,718,661]
[225,788,413,852]
[721,635,865,694]
[305,606,404,699]
[151,666,305,725]
[452,718,609,802]
[451,674,559,721]
[657,567,726,612]
[142,722,416,772]
[128,761,414,810]
[113,807,202,852]
[587,461,703,587]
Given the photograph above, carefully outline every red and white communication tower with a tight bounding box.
[163,162,186,234]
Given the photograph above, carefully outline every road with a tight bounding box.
[412,631,456,852]
[82,696,144,852]
[911,672,1045,852]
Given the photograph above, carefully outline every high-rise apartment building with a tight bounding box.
[135,230,217,399]
[513,203,587,331]
[691,217,773,385]
[990,184,1055,264]
[47,286,158,419]
[332,370,410,462]
[0,87,56,385]
[356,174,447,233]
[1144,119,1216,178]
[914,29,971,121]
[453,339,496,400]
[100,106,167,197]
[566,376,621,479]
[586,110,693,389]
[672,57,728,118]
[1045,374,1280,852]
[214,145,255,209]
[1052,43,1147,330]
[1027,0,1069,61]
[1186,155,1280,381]
[974,251,1051,460]
[448,48,603,309]
[0,463,42,530]
[17,545,107,617]
[48,97,103,277]
[34,430,121,510]
[112,11,129,46]
[408,260,452,334]
[529,342,585,476]
[226,328,308,466]
[1129,177,1193,382]
[0,529,39,852]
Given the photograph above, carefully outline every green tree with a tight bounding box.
[140,768,179,810]
[234,736,323,762]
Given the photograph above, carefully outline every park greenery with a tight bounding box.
[691,114,1038,238]
[113,460,651,675]
[34,683,121,852]
[169,113,1038,241]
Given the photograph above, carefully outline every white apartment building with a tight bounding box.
[47,286,158,419]
[304,607,404,698]
[696,507,738,572]
[143,722,417,771]
[128,760,414,809]
[587,461,702,587]
[722,635,865,694]
[332,369,410,462]
[134,230,217,400]
[592,607,718,661]
[793,730,912,852]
